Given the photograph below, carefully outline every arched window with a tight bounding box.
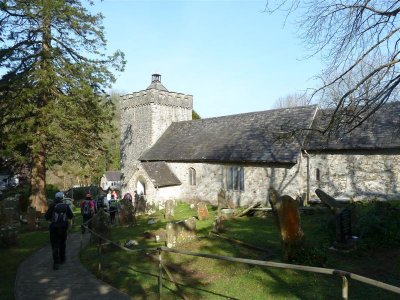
[189,168,196,186]
[137,180,146,195]
[316,168,320,181]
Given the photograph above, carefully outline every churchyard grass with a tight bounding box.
[0,230,48,299]
[80,202,400,299]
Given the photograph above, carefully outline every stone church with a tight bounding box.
[120,74,400,208]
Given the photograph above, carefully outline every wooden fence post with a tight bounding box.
[158,248,163,299]
[342,275,348,300]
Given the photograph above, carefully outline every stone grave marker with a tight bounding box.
[333,208,355,250]
[26,206,38,230]
[91,208,112,244]
[217,189,235,211]
[269,192,304,261]
[166,217,197,248]
[164,200,175,220]
[213,216,224,233]
[315,189,342,212]
[197,202,209,220]
[0,225,18,248]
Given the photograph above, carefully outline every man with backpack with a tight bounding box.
[81,193,95,233]
[45,191,74,270]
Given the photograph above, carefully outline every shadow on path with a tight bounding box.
[15,232,131,300]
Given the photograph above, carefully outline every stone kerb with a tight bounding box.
[166,217,197,248]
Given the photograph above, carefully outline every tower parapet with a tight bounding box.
[120,74,193,187]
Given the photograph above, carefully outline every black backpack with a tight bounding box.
[52,203,68,227]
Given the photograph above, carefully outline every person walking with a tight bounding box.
[45,191,74,270]
[109,197,118,225]
[80,193,95,233]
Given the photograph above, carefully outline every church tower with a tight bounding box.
[120,74,193,185]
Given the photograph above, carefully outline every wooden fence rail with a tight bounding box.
[82,224,400,300]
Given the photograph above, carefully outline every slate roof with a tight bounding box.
[105,171,122,181]
[141,162,181,187]
[147,81,168,92]
[140,105,318,164]
[306,102,400,150]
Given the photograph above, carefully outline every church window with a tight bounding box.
[227,166,244,191]
[316,168,320,181]
[189,168,196,185]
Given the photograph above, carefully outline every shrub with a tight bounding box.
[354,201,400,249]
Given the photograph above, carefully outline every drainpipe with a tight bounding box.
[303,150,310,205]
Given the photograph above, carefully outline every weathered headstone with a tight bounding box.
[213,216,224,233]
[315,189,342,212]
[164,200,175,220]
[26,207,37,230]
[136,195,146,215]
[166,217,197,248]
[269,192,304,261]
[119,200,135,227]
[0,225,18,248]
[333,208,356,250]
[217,189,235,210]
[90,208,112,244]
[197,202,209,220]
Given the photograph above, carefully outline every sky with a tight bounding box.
[94,0,324,119]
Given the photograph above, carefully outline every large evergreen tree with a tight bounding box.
[0,0,125,212]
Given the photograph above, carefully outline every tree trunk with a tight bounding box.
[30,149,47,213]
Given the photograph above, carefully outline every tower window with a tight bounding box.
[189,168,196,186]
[227,166,244,191]
[316,168,321,181]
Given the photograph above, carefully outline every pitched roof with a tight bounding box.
[141,162,181,187]
[105,171,122,181]
[140,105,318,164]
[305,102,400,150]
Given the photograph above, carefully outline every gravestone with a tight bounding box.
[217,189,235,211]
[197,202,209,220]
[90,208,112,244]
[213,216,224,233]
[164,200,175,220]
[0,225,18,248]
[26,207,37,230]
[166,217,197,248]
[269,191,304,261]
[333,208,356,250]
[136,195,146,215]
[315,189,342,212]
[119,200,135,227]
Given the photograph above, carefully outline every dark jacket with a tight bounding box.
[45,199,74,229]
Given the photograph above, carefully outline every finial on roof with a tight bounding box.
[147,73,168,91]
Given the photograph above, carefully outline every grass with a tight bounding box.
[79,202,400,299]
[0,230,49,299]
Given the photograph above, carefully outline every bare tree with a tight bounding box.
[266,1,400,134]
[273,93,310,108]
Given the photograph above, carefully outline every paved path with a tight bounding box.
[15,232,131,300]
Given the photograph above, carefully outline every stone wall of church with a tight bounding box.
[120,89,192,188]
[308,151,400,201]
[165,160,307,207]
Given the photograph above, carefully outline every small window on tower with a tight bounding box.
[316,168,321,181]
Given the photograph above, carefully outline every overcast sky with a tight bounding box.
[95,0,323,118]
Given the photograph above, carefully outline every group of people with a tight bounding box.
[44,189,143,270]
